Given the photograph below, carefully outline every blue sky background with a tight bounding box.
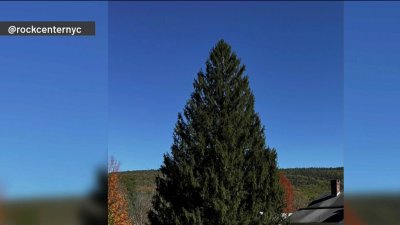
[109,2,344,171]
[0,2,108,199]
[345,2,400,193]
[2,1,398,198]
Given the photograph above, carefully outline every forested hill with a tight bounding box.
[118,167,344,210]
[280,167,344,208]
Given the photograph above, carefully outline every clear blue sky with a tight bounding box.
[0,2,107,199]
[109,2,344,171]
[345,2,400,193]
[3,2,398,198]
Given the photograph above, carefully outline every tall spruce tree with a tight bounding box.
[149,40,285,225]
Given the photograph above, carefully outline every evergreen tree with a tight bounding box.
[149,40,285,225]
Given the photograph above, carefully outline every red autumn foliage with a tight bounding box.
[108,157,133,225]
[279,172,295,213]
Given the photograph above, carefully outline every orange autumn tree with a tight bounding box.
[279,172,295,213]
[108,157,132,225]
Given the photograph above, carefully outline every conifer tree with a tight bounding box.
[149,40,285,225]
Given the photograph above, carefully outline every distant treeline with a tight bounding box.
[117,167,344,225]
[281,167,344,189]
[280,167,344,208]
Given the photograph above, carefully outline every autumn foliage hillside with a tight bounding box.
[118,167,343,218]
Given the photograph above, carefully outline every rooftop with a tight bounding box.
[289,180,343,224]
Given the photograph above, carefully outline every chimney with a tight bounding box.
[330,179,340,196]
